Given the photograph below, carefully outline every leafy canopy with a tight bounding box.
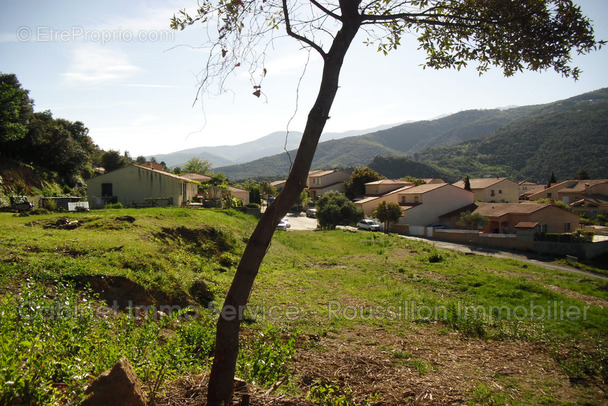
[372,200,403,232]
[171,0,603,101]
[344,167,384,200]
[316,190,364,229]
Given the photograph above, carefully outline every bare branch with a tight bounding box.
[283,0,327,57]
[310,0,342,21]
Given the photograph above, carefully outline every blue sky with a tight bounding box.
[1,0,607,157]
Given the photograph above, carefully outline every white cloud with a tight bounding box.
[61,45,141,85]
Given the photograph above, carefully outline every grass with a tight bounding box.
[1,208,607,404]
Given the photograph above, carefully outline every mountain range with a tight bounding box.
[154,88,608,183]
[149,124,399,168]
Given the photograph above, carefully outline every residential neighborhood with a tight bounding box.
[80,162,608,261]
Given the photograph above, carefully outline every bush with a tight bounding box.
[40,198,57,211]
[316,191,363,229]
[104,202,123,209]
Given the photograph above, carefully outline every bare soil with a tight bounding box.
[158,323,607,405]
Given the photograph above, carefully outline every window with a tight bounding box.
[414,196,419,203]
[401,196,406,203]
[547,192,552,198]
[499,189,502,194]
[565,223,571,231]
[491,190,495,197]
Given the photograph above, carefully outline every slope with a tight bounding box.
[414,88,608,182]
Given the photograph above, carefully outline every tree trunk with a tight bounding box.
[206,6,361,405]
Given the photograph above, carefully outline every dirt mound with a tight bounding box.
[155,226,238,256]
[67,275,192,310]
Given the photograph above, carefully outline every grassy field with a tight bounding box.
[1,208,607,405]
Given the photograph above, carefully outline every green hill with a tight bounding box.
[218,88,608,182]
[414,88,608,182]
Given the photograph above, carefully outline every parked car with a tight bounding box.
[281,217,291,228]
[306,208,317,218]
[276,220,288,231]
[356,219,381,231]
[428,223,446,229]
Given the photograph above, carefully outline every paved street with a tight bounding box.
[283,211,318,230]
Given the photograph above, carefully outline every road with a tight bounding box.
[282,211,318,231]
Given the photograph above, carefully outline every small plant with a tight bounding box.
[308,379,378,406]
[104,202,124,209]
[237,325,297,387]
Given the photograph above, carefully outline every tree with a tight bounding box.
[172,1,602,403]
[316,190,363,229]
[182,157,212,174]
[548,171,557,187]
[463,176,471,192]
[258,181,277,198]
[344,167,384,199]
[0,73,33,143]
[372,201,402,233]
[574,169,591,180]
[456,211,489,230]
[100,150,129,173]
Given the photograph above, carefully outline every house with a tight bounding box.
[271,179,286,192]
[396,183,474,226]
[87,164,197,208]
[555,180,608,205]
[518,181,540,199]
[364,179,414,196]
[526,180,608,215]
[355,185,414,216]
[307,169,350,199]
[441,202,580,234]
[421,178,446,185]
[228,186,250,205]
[180,173,212,183]
[138,161,166,171]
[453,177,519,203]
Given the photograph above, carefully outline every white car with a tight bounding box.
[356,219,381,231]
[276,218,291,231]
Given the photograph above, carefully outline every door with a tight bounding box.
[101,183,113,197]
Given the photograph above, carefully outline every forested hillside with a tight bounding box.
[414,88,608,182]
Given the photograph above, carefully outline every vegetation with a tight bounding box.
[372,201,402,233]
[316,191,364,230]
[181,158,212,175]
[456,211,490,230]
[414,89,608,183]
[1,208,607,404]
[344,167,384,199]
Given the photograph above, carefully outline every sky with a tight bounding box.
[1,0,607,158]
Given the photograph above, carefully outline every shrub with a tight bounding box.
[40,198,57,211]
[104,202,123,209]
[316,191,363,229]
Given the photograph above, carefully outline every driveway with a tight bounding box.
[283,212,319,231]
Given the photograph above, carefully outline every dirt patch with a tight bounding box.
[157,374,315,406]
[154,323,605,405]
[66,275,193,310]
[290,324,605,405]
[547,285,608,308]
[155,226,237,256]
[43,217,82,230]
